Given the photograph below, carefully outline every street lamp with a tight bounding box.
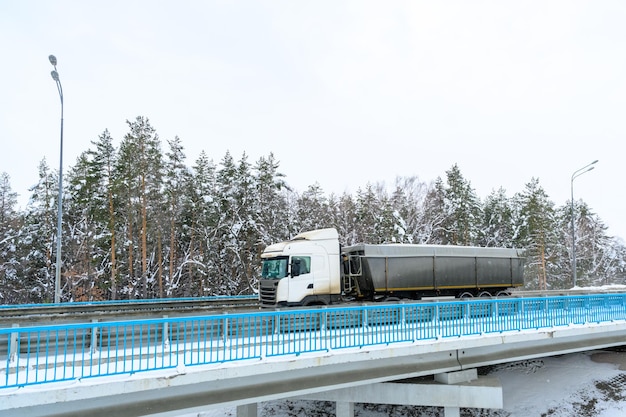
[49,54,64,303]
[570,159,598,288]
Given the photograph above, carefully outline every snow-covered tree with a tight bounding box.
[116,116,163,298]
[514,178,560,290]
[481,187,517,248]
[294,183,333,235]
[21,159,59,302]
[423,165,482,246]
[6,120,626,303]
[252,153,289,250]
[161,136,192,297]
[389,176,431,244]
[558,200,616,287]
[187,151,220,296]
[0,172,22,303]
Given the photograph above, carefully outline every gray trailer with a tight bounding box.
[342,243,525,299]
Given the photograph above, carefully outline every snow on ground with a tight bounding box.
[571,285,626,292]
[179,349,626,417]
[493,351,626,417]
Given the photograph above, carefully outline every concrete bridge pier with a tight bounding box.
[236,403,258,417]
[443,407,460,417]
[297,368,503,417]
[336,401,354,417]
[237,369,504,417]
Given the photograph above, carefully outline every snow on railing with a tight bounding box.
[2,293,626,389]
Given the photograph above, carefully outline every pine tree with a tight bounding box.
[88,130,119,299]
[187,151,220,296]
[214,151,247,294]
[65,153,100,300]
[116,132,138,297]
[514,178,559,289]
[335,192,358,245]
[116,116,163,298]
[421,177,448,244]
[0,173,22,303]
[62,130,119,301]
[22,159,59,302]
[296,183,333,234]
[481,187,516,247]
[373,183,398,243]
[353,184,378,243]
[440,164,483,245]
[252,153,289,253]
[162,136,191,297]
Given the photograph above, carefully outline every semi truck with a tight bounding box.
[258,228,525,308]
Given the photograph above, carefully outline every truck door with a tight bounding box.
[310,254,329,295]
[289,256,313,303]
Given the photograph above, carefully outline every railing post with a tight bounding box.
[223,313,230,347]
[162,315,169,350]
[9,324,19,363]
[434,303,441,339]
[91,319,99,354]
[274,309,281,334]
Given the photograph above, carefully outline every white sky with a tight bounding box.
[1,1,625,239]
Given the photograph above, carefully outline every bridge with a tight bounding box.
[2,294,626,417]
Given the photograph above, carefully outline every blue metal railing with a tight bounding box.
[2,294,626,389]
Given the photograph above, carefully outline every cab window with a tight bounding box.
[291,256,311,276]
[261,257,288,279]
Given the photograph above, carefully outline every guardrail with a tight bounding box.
[0,294,257,311]
[2,294,626,390]
[0,294,260,329]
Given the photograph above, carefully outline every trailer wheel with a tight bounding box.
[496,290,511,297]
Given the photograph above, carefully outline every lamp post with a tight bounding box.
[570,159,598,288]
[49,55,64,303]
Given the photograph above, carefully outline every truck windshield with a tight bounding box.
[261,257,288,279]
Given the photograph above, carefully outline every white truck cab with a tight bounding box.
[258,228,342,307]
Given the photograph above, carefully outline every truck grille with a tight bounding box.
[259,280,279,307]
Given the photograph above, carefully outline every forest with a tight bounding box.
[1,116,625,304]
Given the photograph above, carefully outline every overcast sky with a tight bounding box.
[1,1,625,240]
